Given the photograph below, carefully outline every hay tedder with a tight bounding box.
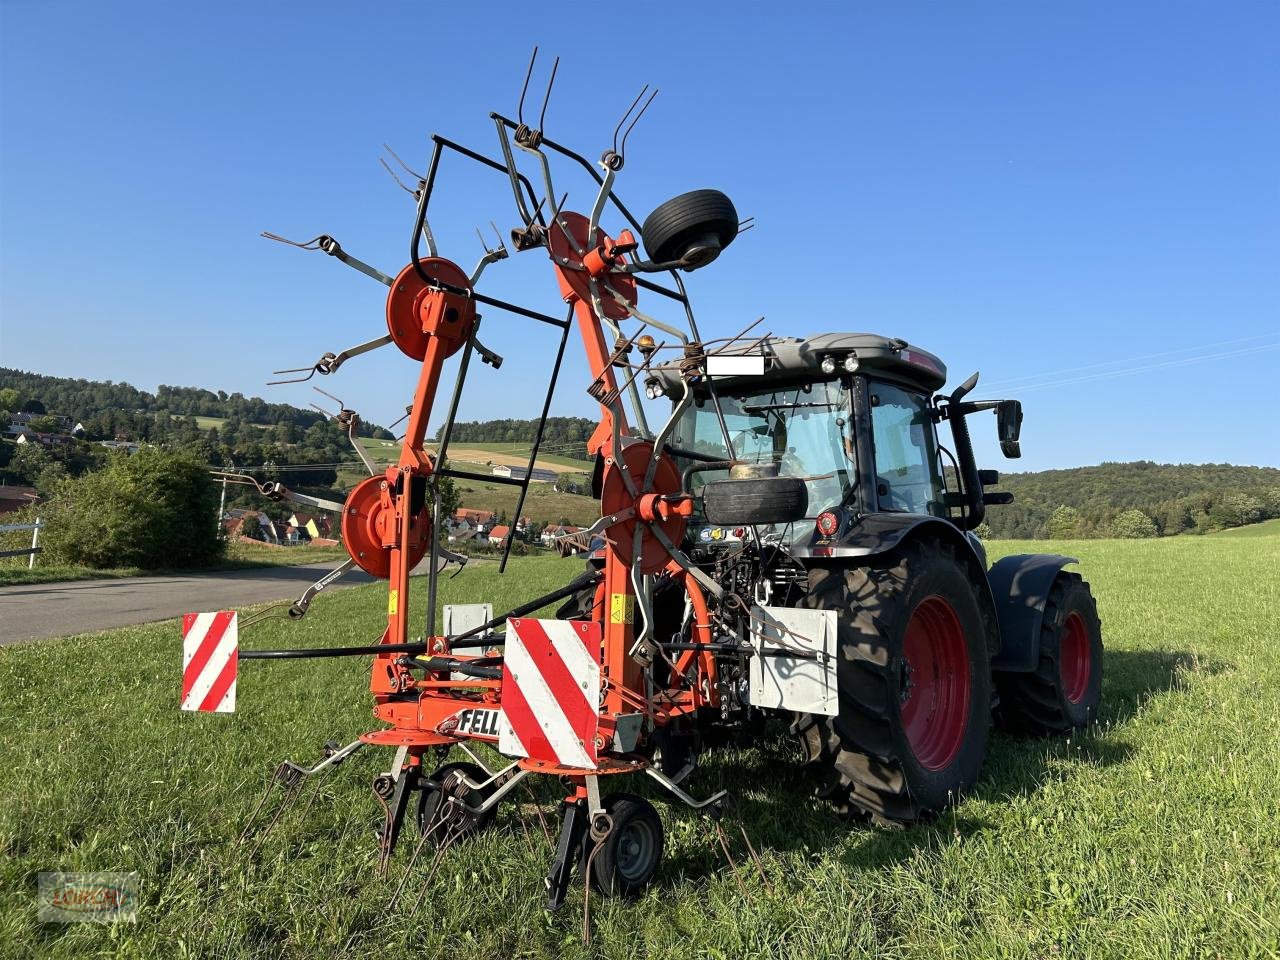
[200,54,1104,909]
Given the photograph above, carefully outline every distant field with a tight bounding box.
[449,476,598,526]
[2,537,1278,958]
[350,437,597,524]
[1211,517,1280,538]
[187,416,269,431]
[355,437,591,475]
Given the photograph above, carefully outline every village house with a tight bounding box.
[14,432,73,448]
[5,412,84,438]
[224,508,280,544]
[288,512,331,540]
[490,464,558,483]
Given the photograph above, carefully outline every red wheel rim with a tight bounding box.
[1059,611,1091,703]
[900,595,971,771]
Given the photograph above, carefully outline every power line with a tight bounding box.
[982,333,1280,393]
[987,341,1280,395]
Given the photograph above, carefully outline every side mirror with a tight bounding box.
[997,400,1023,459]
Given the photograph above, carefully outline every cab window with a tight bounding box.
[869,382,944,516]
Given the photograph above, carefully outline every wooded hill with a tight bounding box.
[986,461,1280,539]
[0,368,393,495]
[0,368,392,442]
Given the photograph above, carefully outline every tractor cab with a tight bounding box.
[655,332,994,555]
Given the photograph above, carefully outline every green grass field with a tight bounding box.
[2,538,1278,959]
[1212,517,1280,538]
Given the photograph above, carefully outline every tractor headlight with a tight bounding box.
[843,354,859,373]
[820,355,837,375]
[644,378,665,400]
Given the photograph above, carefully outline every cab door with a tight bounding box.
[867,380,947,518]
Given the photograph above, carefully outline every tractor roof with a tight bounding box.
[654,333,948,395]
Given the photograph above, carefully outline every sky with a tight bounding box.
[1,1,1276,473]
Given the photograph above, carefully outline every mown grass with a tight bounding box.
[1,539,1278,959]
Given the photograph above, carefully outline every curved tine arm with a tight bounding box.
[492,116,536,228]
[262,232,394,287]
[228,474,344,512]
[420,216,438,259]
[210,471,274,495]
[282,489,348,514]
[288,558,356,620]
[468,245,509,286]
[321,334,394,376]
[320,238,395,287]
[647,522,724,599]
[586,166,617,250]
[270,333,392,386]
[604,286,689,346]
[521,144,583,258]
[345,420,378,477]
[644,377,693,492]
[585,277,650,439]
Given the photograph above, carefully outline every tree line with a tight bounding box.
[0,369,398,503]
[438,417,596,461]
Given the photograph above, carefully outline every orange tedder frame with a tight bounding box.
[348,233,715,762]
[243,95,744,907]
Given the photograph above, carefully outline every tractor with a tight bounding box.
[213,54,1104,911]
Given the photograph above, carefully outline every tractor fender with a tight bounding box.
[986,553,1078,672]
[799,513,1001,654]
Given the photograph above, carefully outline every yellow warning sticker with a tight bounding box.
[387,589,399,616]
[609,593,634,624]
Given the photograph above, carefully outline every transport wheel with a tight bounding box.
[996,572,1103,734]
[794,537,993,824]
[588,794,664,897]
[640,189,739,268]
[417,762,495,841]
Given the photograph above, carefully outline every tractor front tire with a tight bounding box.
[995,571,1103,734]
[795,538,992,823]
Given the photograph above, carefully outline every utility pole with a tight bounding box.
[217,459,234,537]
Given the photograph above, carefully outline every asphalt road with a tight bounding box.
[0,562,389,647]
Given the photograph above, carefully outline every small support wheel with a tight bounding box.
[588,794,663,898]
[417,762,495,842]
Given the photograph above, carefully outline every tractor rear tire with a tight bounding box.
[794,537,992,823]
[995,571,1103,734]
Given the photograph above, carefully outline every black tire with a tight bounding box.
[702,476,808,526]
[794,537,992,823]
[417,761,495,840]
[641,189,738,268]
[995,571,1103,734]
[588,793,664,897]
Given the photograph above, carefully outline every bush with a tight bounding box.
[1047,505,1082,539]
[1111,508,1158,539]
[1209,492,1264,530]
[39,449,225,569]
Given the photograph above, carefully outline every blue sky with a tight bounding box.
[1,1,1276,472]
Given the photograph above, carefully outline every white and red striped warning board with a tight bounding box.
[498,618,600,769]
[181,611,238,713]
